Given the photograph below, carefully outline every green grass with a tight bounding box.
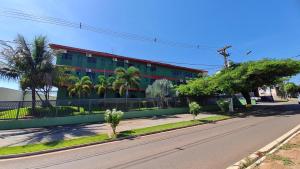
[118,115,231,137]
[0,106,94,119]
[267,154,295,166]
[0,134,109,156]
[0,115,231,156]
[280,143,300,150]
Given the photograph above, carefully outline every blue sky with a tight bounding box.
[0,0,300,90]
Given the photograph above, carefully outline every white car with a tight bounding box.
[298,96,300,104]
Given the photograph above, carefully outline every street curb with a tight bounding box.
[0,116,231,160]
[226,124,300,169]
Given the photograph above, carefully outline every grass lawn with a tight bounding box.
[0,106,100,119]
[0,134,109,156]
[0,115,230,156]
[118,115,231,137]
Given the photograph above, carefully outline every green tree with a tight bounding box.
[68,76,93,99]
[0,35,55,111]
[177,59,300,105]
[104,109,124,136]
[95,75,115,98]
[113,66,140,99]
[146,79,176,107]
[146,79,175,98]
[189,102,201,120]
[284,82,299,98]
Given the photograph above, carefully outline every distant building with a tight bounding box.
[258,86,285,100]
[50,44,207,99]
[0,87,56,101]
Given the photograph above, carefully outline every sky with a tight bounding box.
[0,0,300,90]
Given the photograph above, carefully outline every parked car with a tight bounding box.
[298,96,300,104]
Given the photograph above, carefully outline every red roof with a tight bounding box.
[49,43,207,73]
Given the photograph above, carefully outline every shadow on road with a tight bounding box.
[241,103,300,117]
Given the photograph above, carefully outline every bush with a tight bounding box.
[216,99,230,113]
[189,102,202,119]
[104,109,124,135]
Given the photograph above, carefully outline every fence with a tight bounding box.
[0,97,188,120]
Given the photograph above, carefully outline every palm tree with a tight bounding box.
[0,35,54,112]
[95,75,115,98]
[113,66,140,105]
[68,76,93,112]
[68,76,93,99]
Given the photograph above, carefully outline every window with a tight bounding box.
[116,61,124,67]
[150,79,155,84]
[62,53,72,60]
[87,57,97,63]
[150,66,156,72]
[86,72,95,80]
[101,58,106,65]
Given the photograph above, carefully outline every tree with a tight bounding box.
[177,59,300,105]
[146,79,176,107]
[146,79,176,98]
[0,35,55,112]
[189,102,201,120]
[284,82,299,98]
[176,76,218,97]
[113,66,140,100]
[68,76,93,99]
[104,109,124,136]
[95,75,115,98]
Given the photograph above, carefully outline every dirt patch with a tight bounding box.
[256,133,300,169]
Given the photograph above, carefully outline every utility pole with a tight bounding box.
[218,45,234,112]
[217,45,232,68]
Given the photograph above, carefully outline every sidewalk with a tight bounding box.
[255,133,300,169]
[0,113,216,147]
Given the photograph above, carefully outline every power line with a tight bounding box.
[0,39,223,68]
[0,8,220,51]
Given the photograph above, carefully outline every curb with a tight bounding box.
[0,116,231,159]
[226,124,300,169]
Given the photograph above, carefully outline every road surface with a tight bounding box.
[1,102,300,169]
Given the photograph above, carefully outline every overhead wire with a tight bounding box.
[0,8,220,50]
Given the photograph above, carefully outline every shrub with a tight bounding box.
[216,99,230,113]
[104,109,124,135]
[189,102,201,120]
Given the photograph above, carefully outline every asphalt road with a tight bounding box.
[1,102,300,169]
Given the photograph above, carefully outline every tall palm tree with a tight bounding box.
[113,66,140,103]
[95,75,115,98]
[68,76,93,99]
[0,35,54,112]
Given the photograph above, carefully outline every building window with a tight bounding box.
[62,53,72,60]
[116,61,124,67]
[150,66,156,72]
[172,71,180,76]
[87,57,97,63]
[150,79,155,84]
[86,72,95,80]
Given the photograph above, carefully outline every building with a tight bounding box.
[49,44,207,99]
[0,87,56,101]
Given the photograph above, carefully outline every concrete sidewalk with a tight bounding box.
[0,113,216,147]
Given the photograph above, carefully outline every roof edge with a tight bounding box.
[49,43,208,73]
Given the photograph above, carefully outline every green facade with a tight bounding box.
[52,44,206,99]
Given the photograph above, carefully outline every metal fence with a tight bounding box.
[0,97,188,120]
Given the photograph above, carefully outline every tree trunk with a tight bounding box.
[241,91,251,105]
[253,88,259,97]
[125,88,129,111]
[31,87,36,114]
